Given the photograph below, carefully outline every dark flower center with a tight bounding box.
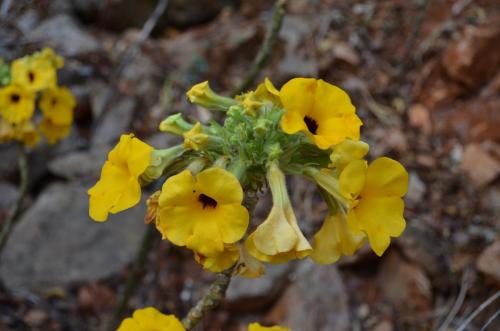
[198,193,217,209]
[51,98,58,106]
[10,93,20,103]
[304,116,318,134]
[28,71,35,83]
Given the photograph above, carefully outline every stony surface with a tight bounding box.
[477,240,500,283]
[0,183,146,293]
[267,260,350,331]
[29,14,101,56]
[91,97,136,147]
[225,264,290,312]
[48,146,110,180]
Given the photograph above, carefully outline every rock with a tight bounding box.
[15,10,39,34]
[406,172,426,207]
[91,97,136,147]
[225,264,290,312]
[477,240,500,283]
[71,0,223,31]
[442,21,500,88]
[0,145,19,180]
[29,14,101,56]
[278,16,318,77]
[461,143,500,187]
[0,183,147,293]
[408,104,432,134]
[377,251,432,315]
[48,146,110,180]
[267,261,350,331]
[0,182,19,210]
[88,79,113,118]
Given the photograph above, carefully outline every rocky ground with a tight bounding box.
[0,0,499,330]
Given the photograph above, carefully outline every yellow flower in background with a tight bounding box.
[247,162,311,263]
[329,139,369,171]
[38,47,64,69]
[183,122,208,151]
[38,118,71,144]
[88,134,153,222]
[117,307,185,331]
[310,210,365,264]
[39,86,75,126]
[340,157,408,256]
[157,167,249,257]
[280,78,362,149]
[11,52,58,92]
[248,323,290,331]
[0,84,35,124]
[194,244,240,272]
[0,120,41,147]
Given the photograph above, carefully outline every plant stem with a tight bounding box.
[181,267,234,330]
[0,146,28,253]
[105,225,158,331]
[231,0,287,96]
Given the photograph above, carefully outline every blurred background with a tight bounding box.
[0,0,499,330]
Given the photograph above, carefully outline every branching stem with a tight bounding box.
[0,146,28,253]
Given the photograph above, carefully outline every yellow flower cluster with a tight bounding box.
[88,77,408,276]
[117,307,289,331]
[0,48,75,147]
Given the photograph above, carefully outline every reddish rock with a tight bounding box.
[442,20,500,88]
[377,251,432,315]
[477,240,500,283]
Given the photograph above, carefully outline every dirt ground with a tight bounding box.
[0,0,499,330]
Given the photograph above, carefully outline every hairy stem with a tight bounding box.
[231,0,287,96]
[181,267,234,330]
[0,146,28,253]
[105,225,158,331]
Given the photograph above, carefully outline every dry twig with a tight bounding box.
[231,0,287,96]
[456,291,500,331]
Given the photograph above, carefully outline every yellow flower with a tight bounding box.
[237,78,281,114]
[186,81,236,111]
[38,118,71,144]
[248,323,290,331]
[157,167,249,256]
[194,244,240,272]
[11,52,58,92]
[330,139,369,171]
[0,120,40,147]
[39,86,75,126]
[247,162,311,263]
[280,78,362,149]
[117,307,185,331]
[183,122,208,151]
[340,157,408,256]
[310,210,365,264]
[235,244,265,278]
[88,134,153,222]
[0,84,35,124]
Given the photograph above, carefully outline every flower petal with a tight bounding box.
[362,157,409,198]
[311,79,355,120]
[339,159,367,200]
[353,196,406,256]
[195,167,243,204]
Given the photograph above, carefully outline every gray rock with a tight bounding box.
[268,260,350,331]
[16,10,39,34]
[406,172,426,207]
[225,264,290,312]
[91,97,135,147]
[0,182,18,210]
[48,146,110,180]
[29,14,101,56]
[0,183,147,293]
[0,145,18,180]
